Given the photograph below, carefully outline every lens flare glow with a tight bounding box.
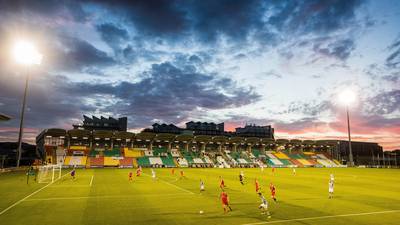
[338,89,357,106]
[12,40,42,65]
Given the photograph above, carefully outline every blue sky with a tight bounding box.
[0,0,399,150]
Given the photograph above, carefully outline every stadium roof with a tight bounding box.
[68,129,91,138]
[0,113,11,121]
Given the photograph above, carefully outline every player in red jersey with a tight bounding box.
[272,167,275,173]
[220,190,232,213]
[270,182,277,202]
[136,167,142,177]
[171,168,175,175]
[219,176,226,189]
[180,170,185,179]
[128,171,133,181]
[255,178,260,193]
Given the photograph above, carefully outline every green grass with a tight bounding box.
[0,168,399,225]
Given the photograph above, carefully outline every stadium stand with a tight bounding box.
[144,150,154,156]
[217,156,230,168]
[137,157,151,167]
[104,157,120,167]
[119,157,134,168]
[177,157,189,167]
[90,156,104,168]
[149,157,163,166]
[104,149,121,157]
[274,152,290,159]
[153,147,168,156]
[268,158,284,166]
[63,156,87,167]
[170,149,181,157]
[123,148,144,157]
[161,156,176,167]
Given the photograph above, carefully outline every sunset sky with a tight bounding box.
[0,0,399,150]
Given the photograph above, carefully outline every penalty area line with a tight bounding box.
[25,193,192,201]
[241,209,400,225]
[89,175,94,186]
[142,173,194,195]
[0,172,70,216]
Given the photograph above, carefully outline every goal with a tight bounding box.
[37,164,62,183]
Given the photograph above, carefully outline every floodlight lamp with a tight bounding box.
[338,89,356,106]
[12,40,42,66]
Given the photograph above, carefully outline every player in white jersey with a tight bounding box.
[200,179,205,192]
[151,168,156,180]
[328,179,334,198]
[330,173,335,182]
[258,192,271,217]
[293,168,296,175]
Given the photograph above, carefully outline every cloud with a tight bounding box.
[386,50,400,68]
[313,38,355,60]
[77,61,260,127]
[364,90,400,115]
[268,0,363,35]
[0,57,261,132]
[285,100,333,117]
[53,35,116,71]
[0,73,97,130]
[187,0,265,43]
[92,0,189,37]
[89,0,364,47]
[0,0,88,22]
[96,23,129,50]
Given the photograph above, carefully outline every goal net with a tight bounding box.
[37,164,62,183]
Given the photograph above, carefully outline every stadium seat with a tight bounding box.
[123,148,144,157]
[266,153,278,159]
[177,157,189,167]
[104,157,120,166]
[279,159,293,166]
[137,157,151,167]
[90,156,104,168]
[153,147,168,156]
[119,157,134,168]
[63,156,87,167]
[297,159,313,166]
[161,156,175,167]
[104,149,121,157]
[70,146,87,150]
[274,152,290,159]
[193,158,205,164]
[289,159,304,167]
[268,158,284,166]
[149,157,163,166]
[252,149,260,158]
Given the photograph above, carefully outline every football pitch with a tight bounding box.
[0,168,399,225]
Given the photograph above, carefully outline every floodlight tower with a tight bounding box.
[12,40,42,167]
[338,89,356,167]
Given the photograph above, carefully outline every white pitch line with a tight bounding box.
[89,175,94,186]
[242,209,400,225]
[25,193,192,202]
[143,173,194,194]
[0,172,69,216]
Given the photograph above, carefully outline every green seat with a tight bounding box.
[103,149,121,157]
[252,149,260,158]
[161,156,175,167]
[137,157,150,166]
[153,147,167,156]
[279,159,293,166]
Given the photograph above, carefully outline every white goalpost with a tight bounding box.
[37,164,62,183]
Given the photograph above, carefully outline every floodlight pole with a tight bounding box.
[346,106,354,167]
[16,68,29,167]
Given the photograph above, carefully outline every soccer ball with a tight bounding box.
[199,210,204,214]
